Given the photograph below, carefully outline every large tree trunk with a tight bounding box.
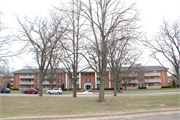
[73,82,77,97]
[98,79,105,102]
[113,76,117,96]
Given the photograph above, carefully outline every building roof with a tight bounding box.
[13,66,166,74]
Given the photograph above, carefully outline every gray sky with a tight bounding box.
[0,0,180,71]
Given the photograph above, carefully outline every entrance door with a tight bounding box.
[86,85,91,90]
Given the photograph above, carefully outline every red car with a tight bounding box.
[22,88,38,94]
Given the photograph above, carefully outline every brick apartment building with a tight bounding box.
[12,66,168,90]
[0,75,14,89]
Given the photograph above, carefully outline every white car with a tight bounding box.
[46,88,62,94]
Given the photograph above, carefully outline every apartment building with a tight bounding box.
[12,66,168,90]
[0,75,13,89]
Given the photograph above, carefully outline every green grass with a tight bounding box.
[1,94,180,118]
[10,88,180,94]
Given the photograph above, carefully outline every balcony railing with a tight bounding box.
[144,73,160,76]
[10,83,13,85]
[122,80,138,84]
[20,82,34,85]
[43,88,48,90]
[10,78,14,81]
[42,81,56,85]
[97,81,100,84]
[20,75,34,79]
[145,79,161,83]
[146,86,161,89]
[122,87,138,90]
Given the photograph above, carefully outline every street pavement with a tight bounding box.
[0,91,180,97]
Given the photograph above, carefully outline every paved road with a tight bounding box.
[0,91,180,97]
[64,111,180,120]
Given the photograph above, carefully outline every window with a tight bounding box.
[131,84,135,87]
[22,86,26,89]
[86,73,90,76]
[7,77,9,79]
[58,73,62,76]
[105,85,108,88]
[58,79,62,83]
[58,85,61,88]
[4,77,6,79]
[3,81,5,84]
[153,71,157,73]
[43,86,47,88]
[36,79,39,83]
[76,85,79,89]
[69,85,72,88]
[86,79,91,82]
[139,84,143,87]
[23,73,26,76]
[138,77,143,81]
[36,85,39,89]
[146,77,150,80]
[29,73,33,76]
[29,79,33,82]
[154,77,158,80]
[28,86,33,88]
[154,83,159,86]
[0,80,2,83]
[138,71,142,75]
[146,71,150,73]
[36,73,39,77]
[22,80,26,82]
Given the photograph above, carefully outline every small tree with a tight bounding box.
[62,83,64,90]
[7,83,10,88]
[173,80,176,88]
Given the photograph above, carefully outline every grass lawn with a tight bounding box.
[1,94,180,118]
[10,88,180,94]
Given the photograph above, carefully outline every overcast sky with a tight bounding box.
[0,0,180,71]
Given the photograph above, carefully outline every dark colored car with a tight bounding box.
[22,88,38,94]
[1,88,11,93]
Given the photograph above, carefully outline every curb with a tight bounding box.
[1,108,180,120]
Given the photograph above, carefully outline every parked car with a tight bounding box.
[22,88,38,94]
[46,88,62,94]
[0,88,11,93]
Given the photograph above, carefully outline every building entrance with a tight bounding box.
[86,85,91,90]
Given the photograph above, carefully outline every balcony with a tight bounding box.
[10,78,14,81]
[42,81,56,85]
[144,73,160,76]
[122,80,138,84]
[20,82,34,85]
[10,83,13,85]
[20,75,34,79]
[43,88,48,90]
[145,79,161,83]
[146,86,161,89]
[97,81,100,84]
[76,81,79,84]
[122,87,138,90]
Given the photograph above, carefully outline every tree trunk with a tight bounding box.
[117,81,120,92]
[113,76,117,96]
[98,79,105,102]
[73,82,77,97]
[39,76,43,96]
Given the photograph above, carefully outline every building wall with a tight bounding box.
[12,68,169,90]
[0,76,12,89]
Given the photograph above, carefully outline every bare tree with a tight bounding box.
[56,0,87,97]
[15,11,67,96]
[146,20,180,84]
[75,0,138,101]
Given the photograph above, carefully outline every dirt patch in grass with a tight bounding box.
[1,94,180,118]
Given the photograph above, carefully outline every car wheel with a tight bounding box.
[48,92,51,94]
[32,92,35,94]
[4,91,6,93]
[22,91,25,94]
[57,92,61,94]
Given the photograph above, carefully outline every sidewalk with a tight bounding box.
[77,91,93,94]
[2,108,180,120]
